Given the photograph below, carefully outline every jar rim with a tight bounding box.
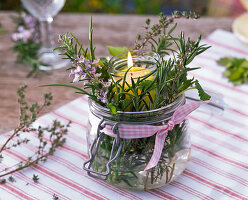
[89,93,185,115]
[109,50,160,77]
[109,50,160,61]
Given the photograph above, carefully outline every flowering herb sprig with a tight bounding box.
[42,11,210,114]
[134,11,200,53]
[0,85,70,183]
[12,11,47,77]
[43,17,110,106]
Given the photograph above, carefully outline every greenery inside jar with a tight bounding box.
[42,11,211,190]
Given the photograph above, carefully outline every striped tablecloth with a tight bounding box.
[1,29,248,200]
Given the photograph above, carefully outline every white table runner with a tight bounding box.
[0,29,248,200]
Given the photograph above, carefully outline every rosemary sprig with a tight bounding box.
[54,18,110,105]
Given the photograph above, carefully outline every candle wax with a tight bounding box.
[115,66,153,85]
[114,66,156,111]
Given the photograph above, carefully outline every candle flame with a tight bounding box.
[127,51,133,68]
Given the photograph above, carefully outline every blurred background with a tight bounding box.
[0,0,246,17]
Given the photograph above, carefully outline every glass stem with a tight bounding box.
[40,18,54,52]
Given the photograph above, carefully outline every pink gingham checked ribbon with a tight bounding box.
[91,100,210,171]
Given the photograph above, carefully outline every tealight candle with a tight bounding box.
[109,51,159,111]
[115,52,154,85]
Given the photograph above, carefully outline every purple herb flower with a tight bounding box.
[101,80,111,87]
[70,57,102,83]
[85,66,96,73]
[95,73,101,77]
[97,89,108,103]
[11,33,19,41]
[92,59,99,65]
[18,26,25,32]
[23,14,36,29]
[11,27,32,43]
[69,66,86,83]
[12,12,40,44]
[76,57,86,63]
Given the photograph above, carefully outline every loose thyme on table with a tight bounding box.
[0,85,70,184]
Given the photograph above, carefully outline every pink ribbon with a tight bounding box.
[91,100,209,171]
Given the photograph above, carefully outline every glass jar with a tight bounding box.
[86,94,190,190]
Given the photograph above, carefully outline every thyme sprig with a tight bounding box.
[0,85,70,181]
[134,11,200,54]
[134,12,211,107]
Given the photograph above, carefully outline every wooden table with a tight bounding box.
[0,11,233,134]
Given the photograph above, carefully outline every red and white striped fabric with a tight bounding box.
[0,29,248,199]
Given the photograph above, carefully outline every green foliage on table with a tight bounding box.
[217,57,248,85]
[195,80,211,101]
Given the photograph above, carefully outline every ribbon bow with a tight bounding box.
[92,100,209,171]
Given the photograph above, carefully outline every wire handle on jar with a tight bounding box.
[83,117,122,181]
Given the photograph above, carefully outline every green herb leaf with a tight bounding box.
[217,57,231,67]
[53,194,59,200]
[195,80,211,101]
[8,176,16,183]
[0,154,3,163]
[32,174,39,183]
[107,46,131,56]
[89,16,95,61]
[229,67,246,81]
[108,103,117,114]
[0,179,6,184]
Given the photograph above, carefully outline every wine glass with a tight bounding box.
[21,0,68,70]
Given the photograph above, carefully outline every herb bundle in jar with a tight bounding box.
[43,12,211,190]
